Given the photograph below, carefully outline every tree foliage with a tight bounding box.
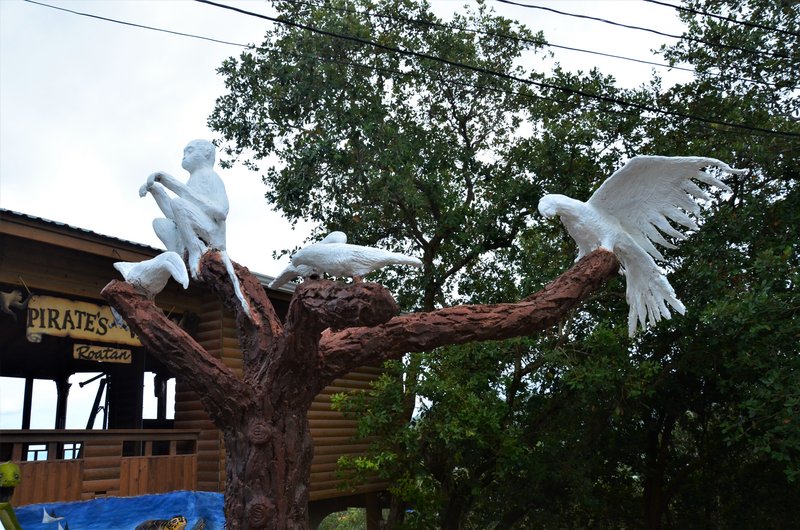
[210,0,799,528]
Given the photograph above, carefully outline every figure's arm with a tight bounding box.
[140,180,175,219]
[142,171,185,196]
[142,171,228,222]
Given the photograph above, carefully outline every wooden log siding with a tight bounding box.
[1,213,390,502]
[173,296,226,492]
[310,366,389,500]
[199,300,390,499]
[14,460,83,505]
[0,233,193,311]
[1,430,200,505]
[120,454,198,496]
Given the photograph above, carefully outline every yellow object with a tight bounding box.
[135,515,188,530]
[0,502,23,530]
[0,462,20,489]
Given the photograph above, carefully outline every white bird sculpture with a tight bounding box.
[269,231,347,289]
[113,251,190,299]
[538,155,745,336]
[273,231,423,287]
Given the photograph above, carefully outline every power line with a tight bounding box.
[494,0,790,60]
[21,0,797,138]
[642,0,800,39]
[196,0,800,139]
[23,0,250,48]
[288,0,697,74]
[284,0,776,91]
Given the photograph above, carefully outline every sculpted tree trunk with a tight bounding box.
[102,248,619,529]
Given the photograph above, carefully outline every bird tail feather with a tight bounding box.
[388,253,423,268]
[220,250,250,314]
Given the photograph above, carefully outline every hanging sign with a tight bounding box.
[26,295,141,346]
[73,343,132,364]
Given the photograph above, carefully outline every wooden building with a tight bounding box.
[0,209,386,524]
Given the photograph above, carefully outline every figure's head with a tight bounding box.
[181,140,215,172]
[537,194,572,218]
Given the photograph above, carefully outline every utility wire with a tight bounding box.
[23,0,780,89]
[642,0,800,39]
[197,0,799,139]
[494,0,790,60]
[23,0,250,48]
[288,0,697,73]
[285,0,776,90]
[269,39,650,126]
[22,0,797,137]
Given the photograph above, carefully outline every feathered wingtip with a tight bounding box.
[626,274,686,337]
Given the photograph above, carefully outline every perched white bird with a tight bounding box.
[538,155,745,336]
[268,231,348,289]
[284,231,422,283]
[113,251,190,298]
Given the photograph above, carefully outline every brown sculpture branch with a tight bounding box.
[199,252,284,380]
[318,249,620,378]
[292,280,399,330]
[101,280,253,424]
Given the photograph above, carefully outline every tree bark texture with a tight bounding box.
[102,248,619,529]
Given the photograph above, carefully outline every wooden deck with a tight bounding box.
[1,429,199,506]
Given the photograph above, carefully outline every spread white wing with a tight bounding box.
[614,237,686,336]
[587,156,744,335]
[588,156,743,260]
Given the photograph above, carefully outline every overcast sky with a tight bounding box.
[0,0,689,429]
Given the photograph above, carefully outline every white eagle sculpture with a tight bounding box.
[114,251,190,299]
[538,155,745,336]
[269,231,422,288]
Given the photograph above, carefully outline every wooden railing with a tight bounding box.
[0,429,199,506]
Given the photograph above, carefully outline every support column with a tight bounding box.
[21,377,33,430]
[54,376,71,430]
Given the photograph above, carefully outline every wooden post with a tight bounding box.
[365,492,381,530]
[21,377,33,430]
[54,376,70,430]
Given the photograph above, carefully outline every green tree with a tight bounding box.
[211,1,646,527]
[569,1,800,528]
[210,0,799,527]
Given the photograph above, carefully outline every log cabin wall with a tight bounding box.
[173,296,226,492]
[1,209,388,505]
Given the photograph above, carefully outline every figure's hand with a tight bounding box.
[139,172,164,197]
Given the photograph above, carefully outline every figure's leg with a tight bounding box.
[171,198,214,278]
[152,218,182,254]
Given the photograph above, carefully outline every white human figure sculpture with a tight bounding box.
[272,230,422,287]
[113,251,189,299]
[538,155,745,336]
[139,140,248,312]
[139,139,227,277]
[269,231,347,289]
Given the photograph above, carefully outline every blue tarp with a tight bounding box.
[12,491,223,530]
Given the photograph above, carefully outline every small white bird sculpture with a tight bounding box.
[269,231,347,289]
[274,231,422,286]
[114,251,190,299]
[538,155,745,336]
